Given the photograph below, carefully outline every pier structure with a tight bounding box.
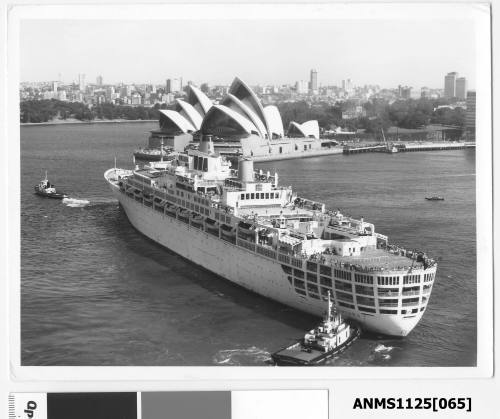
[343,144,386,154]
[395,142,475,152]
[344,141,475,155]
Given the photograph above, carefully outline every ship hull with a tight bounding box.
[105,171,429,337]
[34,187,67,199]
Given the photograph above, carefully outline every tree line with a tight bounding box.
[276,97,466,134]
[21,97,466,134]
[20,99,167,123]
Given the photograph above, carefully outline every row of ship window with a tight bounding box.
[288,276,426,314]
[240,192,280,200]
[283,264,433,286]
[306,262,435,284]
[292,276,430,299]
[166,184,212,210]
[424,273,434,282]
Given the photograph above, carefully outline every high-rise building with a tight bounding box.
[342,78,353,93]
[465,90,476,140]
[455,77,467,100]
[52,81,58,92]
[78,73,86,91]
[421,86,430,98]
[166,78,182,93]
[295,80,308,94]
[96,75,103,86]
[444,72,458,98]
[309,69,318,92]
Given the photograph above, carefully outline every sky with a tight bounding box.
[20,19,476,89]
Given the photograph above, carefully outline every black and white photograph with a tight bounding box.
[10,2,492,371]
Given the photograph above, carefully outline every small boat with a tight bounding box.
[425,196,445,201]
[34,172,67,199]
[133,147,174,161]
[271,292,360,366]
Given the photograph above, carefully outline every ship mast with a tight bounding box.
[327,291,332,319]
[381,128,388,147]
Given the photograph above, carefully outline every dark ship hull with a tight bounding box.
[34,186,67,199]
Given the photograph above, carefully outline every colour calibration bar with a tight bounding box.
[9,390,329,419]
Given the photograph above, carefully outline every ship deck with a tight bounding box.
[239,205,319,220]
[318,248,424,271]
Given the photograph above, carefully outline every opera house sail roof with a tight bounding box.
[157,77,319,141]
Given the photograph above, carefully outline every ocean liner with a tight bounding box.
[105,136,437,336]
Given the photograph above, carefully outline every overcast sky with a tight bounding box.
[20,19,476,89]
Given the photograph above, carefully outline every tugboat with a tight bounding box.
[425,196,445,201]
[271,292,360,366]
[34,172,67,199]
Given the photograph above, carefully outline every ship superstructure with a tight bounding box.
[105,135,437,336]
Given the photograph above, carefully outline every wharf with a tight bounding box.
[252,146,343,162]
[343,141,475,155]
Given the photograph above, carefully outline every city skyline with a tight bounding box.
[20,19,476,89]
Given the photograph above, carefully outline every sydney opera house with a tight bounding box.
[146,77,337,161]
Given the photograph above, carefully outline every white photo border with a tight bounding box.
[6,1,493,382]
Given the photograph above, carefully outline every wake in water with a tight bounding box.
[62,197,118,208]
[371,343,396,361]
[374,344,394,353]
[213,346,271,366]
[62,197,91,208]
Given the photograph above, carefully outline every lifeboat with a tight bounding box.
[204,218,220,236]
[237,221,255,241]
[220,223,236,242]
[177,208,190,223]
[190,214,204,229]
[165,203,177,217]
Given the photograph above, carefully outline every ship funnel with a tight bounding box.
[199,134,215,155]
[238,158,254,183]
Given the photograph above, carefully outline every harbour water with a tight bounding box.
[21,122,476,366]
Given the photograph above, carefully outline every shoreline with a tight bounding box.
[21,119,157,127]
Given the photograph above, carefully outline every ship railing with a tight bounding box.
[402,290,421,297]
[256,245,276,260]
[401,300,420,307]
[378,302,399,308]
[336,296,354,304]
[304,252,417,273]
[377,291,402,297]
[378,243,437,267]
[278,253,290,264]
[237,238,256,252]
[291,257,304,269]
